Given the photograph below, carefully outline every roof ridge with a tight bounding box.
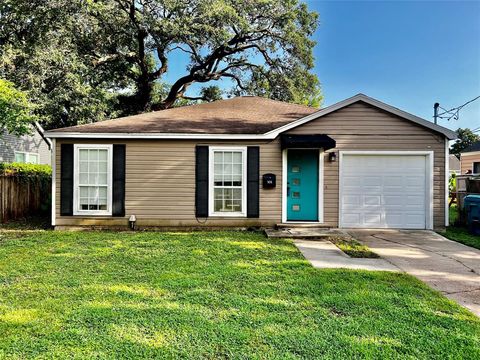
[239,95,317,110]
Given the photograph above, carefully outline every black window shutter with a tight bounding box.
[112,144,126,217]
[195,146,209,217]
[247,146,260,218]
[60,144,74,216]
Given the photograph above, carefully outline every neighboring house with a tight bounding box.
[45,94,456,231]
[460,141,480,174]
[449,154,461,175]
[0,122,52,165]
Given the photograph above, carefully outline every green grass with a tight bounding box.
[0,231,478,359]
[329,236,379,258]
[444,205,480,250]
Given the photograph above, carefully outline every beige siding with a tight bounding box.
[460,152,480,174]
[55,139,283,227]
[55,101,447,230]
[286,102,447,229]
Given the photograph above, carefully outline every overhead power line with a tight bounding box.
[434,95,480,123]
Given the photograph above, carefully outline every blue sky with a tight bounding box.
[309,0,480,132]
[164,0,480,132]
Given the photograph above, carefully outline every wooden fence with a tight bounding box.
[0,175,51,223]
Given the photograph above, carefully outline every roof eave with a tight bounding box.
[44,131,278,140]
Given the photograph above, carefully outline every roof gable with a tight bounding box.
[266,94,457,139]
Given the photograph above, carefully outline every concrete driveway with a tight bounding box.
[348,229,480,317]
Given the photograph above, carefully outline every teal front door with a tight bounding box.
[287,150,319,221]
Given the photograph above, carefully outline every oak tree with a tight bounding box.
[0,0,321,128]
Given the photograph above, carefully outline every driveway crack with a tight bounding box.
[370,233,479,276]
[443,287,480,295]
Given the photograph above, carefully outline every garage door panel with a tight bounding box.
[383,176,402,186]
[385,213,404,227]
[340,154,427,229]
[364,213,382,226]
[342,213,361,225]
[406,214,425,227]
[364,196,381,205]
[406,195,424,206]
[362,186,382,194]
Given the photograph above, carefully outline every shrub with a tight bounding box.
[449,173,457,192]
[0,162,52,180]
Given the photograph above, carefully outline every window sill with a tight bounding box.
[209,212,247,218]
[73,211,112,217]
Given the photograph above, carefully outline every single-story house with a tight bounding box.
[0,122,52,165]
[460,141,480,174]
[45,94,456,230]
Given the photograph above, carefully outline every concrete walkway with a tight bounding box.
[294,239,400,272]
[347,230,480,317]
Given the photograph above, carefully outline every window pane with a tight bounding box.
[98,173,107,185]
[232,199,242,212]
[214,152,222,164]
[232,188,242,200]
[89,161,98,173]
[214,200,223,212]
[232,164,242,175]
[88,173,98,184]
[79,149,88,160]
[79,173,88,184]
[214,188,223,199]
[28,154,39,164]
[88,186,98,202]
[98,161,108,173]
[79,161,88,172]
[79,187,88,197]
[98,187,107,198]
[98,150,108,161]
[224,152,232,163]
[232,152,242,163]
[223,188,233,200]
[89,149,98,161]
[15,153,26,163]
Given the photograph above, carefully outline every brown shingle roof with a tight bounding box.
[50,96,317,134]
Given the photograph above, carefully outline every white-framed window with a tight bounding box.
[15,151,39,164]
[73,144,113,216]
[209,146,247,217]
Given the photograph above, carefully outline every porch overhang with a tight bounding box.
[280,134,336,150]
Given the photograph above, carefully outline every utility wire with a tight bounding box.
[436,95,480,121]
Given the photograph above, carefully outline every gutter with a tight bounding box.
[34,121,53,150]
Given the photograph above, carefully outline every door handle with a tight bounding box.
[287,186,290,196]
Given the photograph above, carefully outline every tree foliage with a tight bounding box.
[450,128,479,157]
[0,0,322,129]
[0,79,35,135]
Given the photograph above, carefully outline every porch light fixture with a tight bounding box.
[129,214,137,230]
[329,152,337,162]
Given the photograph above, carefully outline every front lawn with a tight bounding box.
[445,205,480,250]
[0,231,478,359]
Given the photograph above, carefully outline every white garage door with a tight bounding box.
[340,154,429,229]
